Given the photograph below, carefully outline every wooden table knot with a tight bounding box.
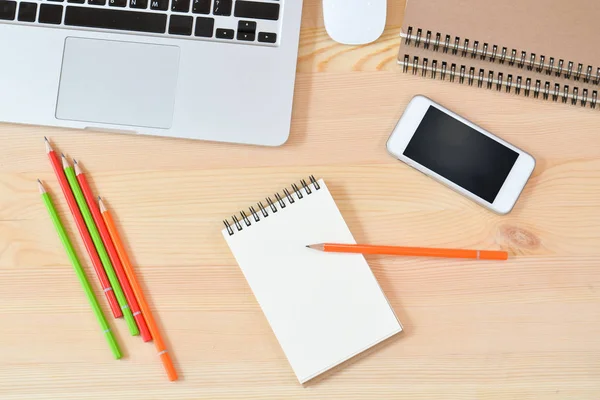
[497,225,541,251]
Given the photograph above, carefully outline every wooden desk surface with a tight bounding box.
[1,1,600,398]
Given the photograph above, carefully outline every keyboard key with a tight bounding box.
[169,14,192,35]
[0,1,16,20]
[194,16,213,37]
[129,0,147,8]
[39,4,63,24]
[171,0,189,12]
[88,0,106,5]
[48,0,64,2]
[235,1,279,20]
[109,0,127,6]
[237,20,256,33]
[258,31,276,43]
[65,6,167,33]
[67,0,85,3]
[215,28,233,39]
[212,0,231,16]
[17,1,36,21]
[237,31,255,41]
[192,0,209,14]
[150,0,168,10]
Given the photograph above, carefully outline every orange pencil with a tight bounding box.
[307,243,508,260]
[99,198,178,381]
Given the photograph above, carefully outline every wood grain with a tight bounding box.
[1,1,600,399]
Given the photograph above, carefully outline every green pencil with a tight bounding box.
[38,180,121,359]
[62,155,139,336]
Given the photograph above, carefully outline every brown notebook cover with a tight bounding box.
[398,0,600,109]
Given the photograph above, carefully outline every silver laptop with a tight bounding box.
[0,0,303,146]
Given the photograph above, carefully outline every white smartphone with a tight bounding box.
[387,95,535,214]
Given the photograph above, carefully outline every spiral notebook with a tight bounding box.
[222,177,402,384]
[399,0,600,109]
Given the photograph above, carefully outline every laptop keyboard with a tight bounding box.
[0,0,281,45]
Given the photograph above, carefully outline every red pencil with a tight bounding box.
[74,160,152,342]
[44,138,122,318]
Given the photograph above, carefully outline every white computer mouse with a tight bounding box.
[323,0,387,45]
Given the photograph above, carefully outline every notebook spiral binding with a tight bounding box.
[399,55,599,109]
[223,176,322,236]
[403,26,600,86]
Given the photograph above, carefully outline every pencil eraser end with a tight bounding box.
[160,353,178,381]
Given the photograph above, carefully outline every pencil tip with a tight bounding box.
[74,160,82,175]
[37,179,46,194]
[44,137,53,153]
[61,152,66,158]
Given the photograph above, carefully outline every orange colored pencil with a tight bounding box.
[99,198,178,381]
[307,243,508,260]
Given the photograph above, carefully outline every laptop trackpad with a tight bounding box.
[56,38,180,129]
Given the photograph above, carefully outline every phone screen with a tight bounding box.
[403,106,518,203]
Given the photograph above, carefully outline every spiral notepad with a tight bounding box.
[398,0,600,109]
[222,177,402,384]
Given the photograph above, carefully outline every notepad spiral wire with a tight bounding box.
[403,26,600,85]
[223,176,322,236]
[399,26,600,109]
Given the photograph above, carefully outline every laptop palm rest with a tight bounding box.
[56,37,180,130]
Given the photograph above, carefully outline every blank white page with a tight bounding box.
[223,179,402,383]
